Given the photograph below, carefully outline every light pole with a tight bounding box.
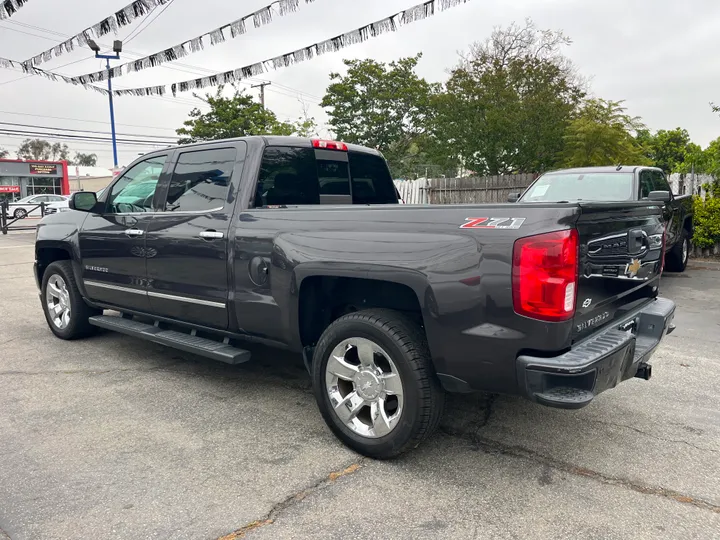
[87,39,122,168]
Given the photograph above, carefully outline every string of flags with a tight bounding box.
[115,0,469,97]
[0,0,29,20]
[20,0,173,69]
[0,56,109,94]
[68,0,317,86]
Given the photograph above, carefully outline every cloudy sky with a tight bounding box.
[1,0,718,169]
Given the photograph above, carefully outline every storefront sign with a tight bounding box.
[0,185,21,193]
[29,163,58,175]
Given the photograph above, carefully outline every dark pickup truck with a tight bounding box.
[35,138,676,458]
[510,166,694,272]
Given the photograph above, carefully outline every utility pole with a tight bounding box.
[251,81,272,108]
[87,39,122,168]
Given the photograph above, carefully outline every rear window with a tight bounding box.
[254,147,397,207]
[521,172,634,202]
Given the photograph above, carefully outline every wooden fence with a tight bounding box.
[394,173,537,205]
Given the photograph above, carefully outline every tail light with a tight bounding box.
[312,139,348,151]
[512,229,579,322]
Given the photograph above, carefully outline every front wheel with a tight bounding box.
[41,261,100,339]
[312,309,445,459]
[665,230,689,272]
[13,208,27,219]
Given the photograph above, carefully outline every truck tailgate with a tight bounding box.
[572,202,665,342]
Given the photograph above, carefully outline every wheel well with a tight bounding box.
[36,247,72,284]
[298,276,423,347]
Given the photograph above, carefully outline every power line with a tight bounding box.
[124,0,176,45]
[0,129,176,146]
[0,121,177,140]
[0,110,178,132]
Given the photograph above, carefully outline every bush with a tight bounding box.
[692,195,720,249]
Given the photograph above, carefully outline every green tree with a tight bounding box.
[18,138,52,160]
[639,127,693,173]
[177,85,294,144]
[320,54,438,176]
[72,152,98,166]
[561,99,649,167]
[0,147,9,159]
[50,143,70,161]
[432,19,585,175]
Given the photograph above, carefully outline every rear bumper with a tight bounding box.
[516,297,676,409]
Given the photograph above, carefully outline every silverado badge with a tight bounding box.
[625,258,642,278]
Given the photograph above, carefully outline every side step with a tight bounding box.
[89,315,251,365]
[534,387,594,409]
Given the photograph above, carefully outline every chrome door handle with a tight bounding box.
[199,230,224,239]
[125,229,144,237]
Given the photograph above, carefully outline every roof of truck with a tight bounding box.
[543,165,663,175]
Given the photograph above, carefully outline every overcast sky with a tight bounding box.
[1,0,719,169]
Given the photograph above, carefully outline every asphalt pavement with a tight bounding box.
[0,231,718,540]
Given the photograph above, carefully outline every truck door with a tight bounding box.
[79,154,170,312]
[144,143,246,329]
[652,170,681,247]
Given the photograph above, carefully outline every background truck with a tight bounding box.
[509,166,694,272]
[34,137,676,458]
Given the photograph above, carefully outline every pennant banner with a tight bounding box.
[68,0,317,86]
[0,56,109,95]
[0,0,29,20]
[113,0,470,97]
[21,0,173,69]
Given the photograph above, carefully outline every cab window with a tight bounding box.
[107,155,167,213]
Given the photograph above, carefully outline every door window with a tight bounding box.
[163,148,236,212]
[107,155,167,213]
[652,171,672,194]
[639,170,654,199]
[254,146,397,207]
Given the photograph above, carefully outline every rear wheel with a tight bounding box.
[665,229,689,272]
[312,309,444,459]
[41,261,100,339]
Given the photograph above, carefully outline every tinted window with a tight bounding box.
[522,172,634,202]
[639,170,654,198]
[255,147,319,207]
[349,152,397,204]
[652,171,672,193]
[254,146,397,207]
[164,148,236,212]
[107,154,167,213]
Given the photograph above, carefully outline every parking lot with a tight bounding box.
[0,231,718,540]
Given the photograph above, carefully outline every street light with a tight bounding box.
[88,39,122,168]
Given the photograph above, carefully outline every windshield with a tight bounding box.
[520,172,634,202]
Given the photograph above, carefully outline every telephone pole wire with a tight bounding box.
[251,81,272,108]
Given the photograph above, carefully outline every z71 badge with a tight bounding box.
[459,217,526,230]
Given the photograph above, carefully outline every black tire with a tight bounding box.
[312,309,445,459]
[41,261,100,339]
[665,229,689,273]
[13,208,27,219]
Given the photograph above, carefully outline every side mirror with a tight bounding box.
[69,191,98,212]
[648,190,671,203]
[507,192,521,203]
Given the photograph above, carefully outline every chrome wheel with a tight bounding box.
[14,208,27,219]
[325,337,404,439]
[682,238,688,264]
[45,274,71,330]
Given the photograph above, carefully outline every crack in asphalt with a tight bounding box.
[588,418,719,454]
[217,460,365,539]
[0,524,12,540]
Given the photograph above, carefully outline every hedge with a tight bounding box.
[692,195,720,249]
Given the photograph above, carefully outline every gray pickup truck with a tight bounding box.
[510,166,694,272]
[34,138,676,458]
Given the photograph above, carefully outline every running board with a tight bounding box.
[88,315,252,365]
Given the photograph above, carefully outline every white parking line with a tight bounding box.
[0,245,34,249]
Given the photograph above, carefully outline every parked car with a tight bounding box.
[7,194,68,219]
[34,138,676,458]
[509,166,694,272]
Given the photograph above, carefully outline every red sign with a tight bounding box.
[0,185,21,193]
[29,163,58,175]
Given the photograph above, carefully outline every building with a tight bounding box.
[0,159,70,202]
[67,165,115,193]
